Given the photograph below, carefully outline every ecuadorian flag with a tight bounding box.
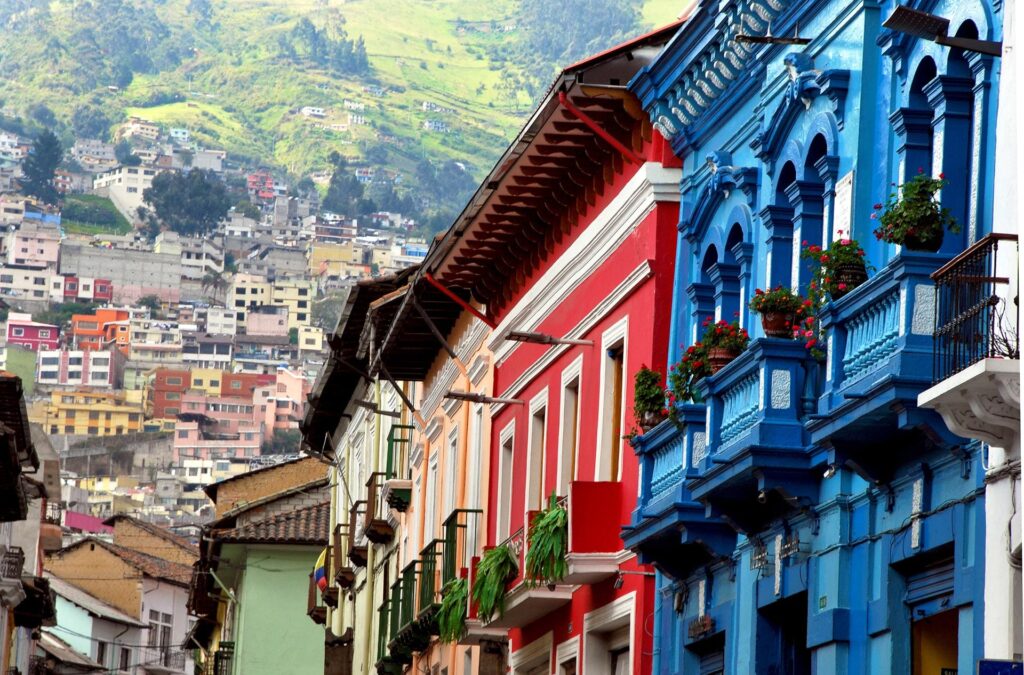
[314,547,328,592]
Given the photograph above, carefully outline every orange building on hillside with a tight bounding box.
[71,308,132,352]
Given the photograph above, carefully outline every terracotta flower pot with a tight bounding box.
[641,410,664,432]
[831,262,868,299]
[760,312,795,338]
[707,347,739,373]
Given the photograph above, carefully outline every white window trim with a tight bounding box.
[582,591,636,675]
[444,425,460,519]
[526,387,550,514]
[510,630,553,674]
[557,354,584,495]
[556,634,581,675]
[496,419,516,543]
[595,316,629,482]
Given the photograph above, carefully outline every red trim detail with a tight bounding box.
[424,273,497,329]
[558,92,644,165]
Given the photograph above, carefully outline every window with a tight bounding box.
[166,376,182,386]
[444,427,459,518]
[10,327,23,337]
[598,321,628,482]
[424,451,439,542]
[96,641,108,667]
[194,379,204,386]
[559,360,582,496]
[583,597,634,675]
[33,277,45,285]
[119,647,130,671]
[466,405,484,562]
[0,274,11,283]
[526,393,547,513]
[38,329,50,338]
[166,392,180,400]
[148,609,173,650]
[91,371,108,381]
[497,423,515,542]
[69,357,83,366]
[64,425,74,434]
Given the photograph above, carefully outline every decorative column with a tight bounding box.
[967,52,996,241]
[924,75,974,255]
[759,204,794,290]
[731,241,755,330]
[707,262,741,324]
[814,155,841,241]
[890,107,934,183]
[785,180,825,292]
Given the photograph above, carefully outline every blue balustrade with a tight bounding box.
[814,251,949,437]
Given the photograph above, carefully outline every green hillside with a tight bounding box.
[0,0,680,227]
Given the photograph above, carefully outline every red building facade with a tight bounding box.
[423,29,684,674]
[5,313,59,351]
[150,367,191,419]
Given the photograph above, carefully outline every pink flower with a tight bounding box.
[870,213,877,220]
[938,172,945,179]
[840,239,850,245]
[838,283,847,290]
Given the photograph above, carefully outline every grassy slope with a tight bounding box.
[61,195,132,236]
[2,0,680,187]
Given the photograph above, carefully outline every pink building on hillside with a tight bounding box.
[4,221,60,269]
[254,367,310,441]
[173,391,263,462]
[5,312,59,350]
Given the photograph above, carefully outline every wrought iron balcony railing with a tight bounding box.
[442,509,482,587]
[931,233,1019,383]
[144,647,187,670]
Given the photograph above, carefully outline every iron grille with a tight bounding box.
[932,233,1019,382]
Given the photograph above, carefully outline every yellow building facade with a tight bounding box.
[39,390,145,436]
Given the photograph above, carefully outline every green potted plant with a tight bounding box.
[437,578,468,643]
[749,286,805,337]
[632,366,668,432]
[525,493,568,587]
[873,170,958,251]
[471,544,518,622]
[801,233,870,301]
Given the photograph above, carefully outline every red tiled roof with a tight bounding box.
[215,501,330,546]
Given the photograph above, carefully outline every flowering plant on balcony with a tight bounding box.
[669,319,750,403]
[525,493,568,587]
[873,170,958,251]
[749,286,807,338]
[632,366,669,432]
[437,578,468,643]
[801,233,870,301]
[471,544,518,622]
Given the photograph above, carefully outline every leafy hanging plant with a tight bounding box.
[525,493,568,586]
[437,578,468,643]
[471,544,518,622]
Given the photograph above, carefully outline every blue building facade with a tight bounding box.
[622,0,1004,673]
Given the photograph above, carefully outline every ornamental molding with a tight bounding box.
[918,359,1021,447]
[751,54,850,162]
[680,150,759,240]
[646,0,793,144]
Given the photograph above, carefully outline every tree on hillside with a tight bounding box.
[322,153,364,216]
[137,295,162,315]
[71,106,112,141]
[143,170,231,236]
[261,428,302,455]
[20,130,62,205]
[115,140,142,166]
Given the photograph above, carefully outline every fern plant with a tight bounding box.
[471,544,518,622]
[437,578,468,643]
[525,493,568,586]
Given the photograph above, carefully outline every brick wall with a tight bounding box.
[234,483,329,527]
[110,519,197,565]
[45,544,141,618]
[212,457,327,516]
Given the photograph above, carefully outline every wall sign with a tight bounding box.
[833,170,854,240]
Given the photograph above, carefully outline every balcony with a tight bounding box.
[381,424,414,512]
[347,502,368,567]
[622,407,735,579]
[809,251,962,483]
[919,233,1019,446]
[442,509,482,587]
[307,570,327,625]
[364,473,395,544]
[332,523,355,588]
[388,561,432,656]
[143,647,187,671]
[686,338,816,534]
[562,481,624,584]
[479,527,571,630]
